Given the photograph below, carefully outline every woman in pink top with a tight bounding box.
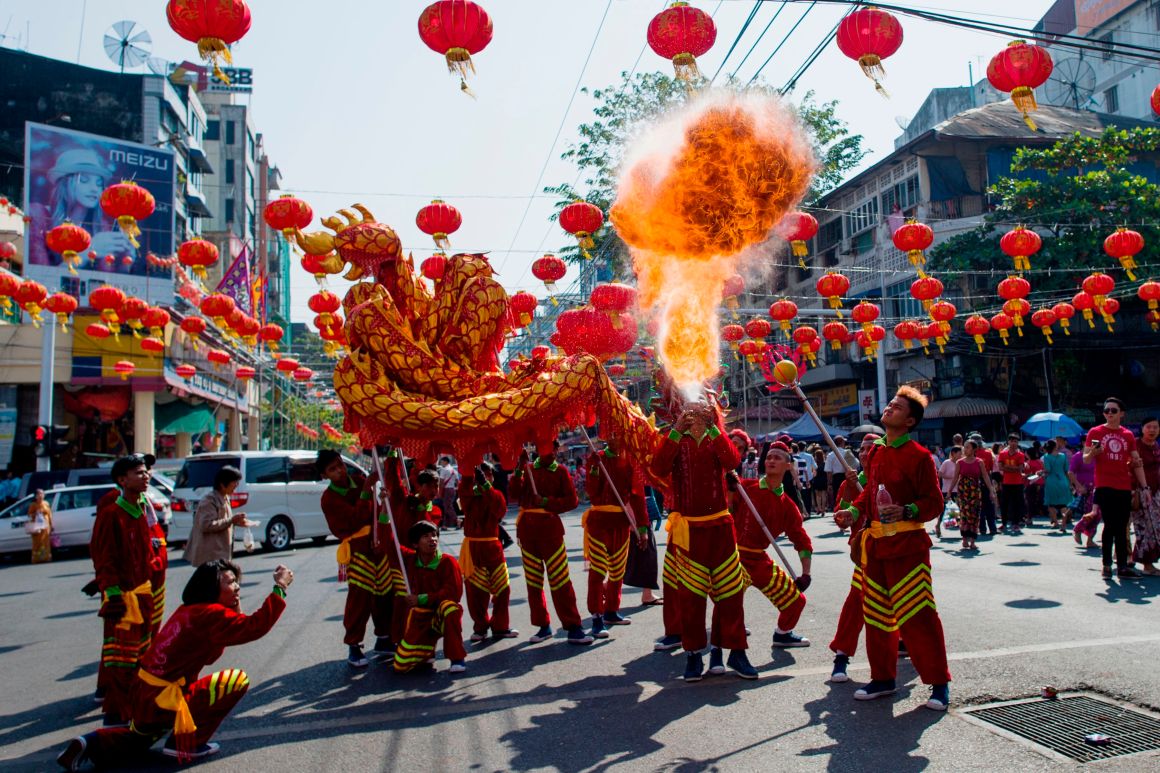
[950,440,999,550]
[1131,417,1160,575]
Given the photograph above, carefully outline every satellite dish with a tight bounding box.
[103,20,152,73]
[894,115,910,130]
[146,57,171,76]
[1043,57,1096,110]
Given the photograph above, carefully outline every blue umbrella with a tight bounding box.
[1020,412,1085,440]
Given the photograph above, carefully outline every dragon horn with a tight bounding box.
[295,229,336,256]
[338,209,359,226]
[352,203,375,223]
[322,215,345,231]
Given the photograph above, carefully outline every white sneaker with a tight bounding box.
[449,661,467,673]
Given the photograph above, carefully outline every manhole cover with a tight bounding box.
[960,693,1160,763]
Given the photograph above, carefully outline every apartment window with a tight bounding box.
[1099,31,1114,60]
[843,198,879,236]
[817,217,843,252]
[1105,85,1119,113]
[161,105,180,134]
[226,120,236,145]
[882,174,921,214]
[204,119,220,141]
[225,198,235,224]
[225,160,235,185]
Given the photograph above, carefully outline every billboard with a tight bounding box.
[23,122,176,304]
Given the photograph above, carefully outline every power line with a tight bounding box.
[729,1,789,80]
[746,1,818,86]
[710,1,764,85]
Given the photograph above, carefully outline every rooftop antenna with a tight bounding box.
[103,20,151,74]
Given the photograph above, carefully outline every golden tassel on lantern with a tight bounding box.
[858,55,890,97]
[1013,255,1030,272]
[1011,86,1039,130]
[973,335,985,353]
[116,215,142,248]
[998,328,1010,345]
[1119,257,1138,281]
[906,250,924,268]
[1040,327,1054,344]
[827,296,844,317]
[198,37,234,84]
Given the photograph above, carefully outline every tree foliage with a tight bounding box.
[546,72,867,275]
[927,127,1160,294]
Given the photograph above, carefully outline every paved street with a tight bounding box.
[2,509,1159,771]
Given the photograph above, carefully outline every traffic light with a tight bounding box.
[33,424,71,457]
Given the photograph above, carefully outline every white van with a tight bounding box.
[168,451,366,551]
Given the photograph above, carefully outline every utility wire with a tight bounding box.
[710,1,764,85]
[747,1,818,86]
[729,1,789,81]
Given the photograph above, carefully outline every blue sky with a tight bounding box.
[2,0,1058,320]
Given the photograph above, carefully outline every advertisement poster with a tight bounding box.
[0,407,15,469]
[23,122,176,304]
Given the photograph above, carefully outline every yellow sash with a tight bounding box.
[138,669,196,739]
[336,526,372,566]
[116,580,153,630]
[859,519,926,564]
[457,536,498,580]
[515,508,551,529]
[665,510,730,552]
[582,505,623,560]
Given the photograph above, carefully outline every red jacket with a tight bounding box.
[509,457,579,514]
[321,473,379,556]
[141,593,286,685]
[649,420,741,518]
[586,450,649,528]
[91,493,157,596]
[847,435,943,560]
[458,480,507,539]
[382,454,442,538]
[736,479,812,554]
[405,552,464,606]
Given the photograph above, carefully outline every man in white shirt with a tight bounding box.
[825,436,853,509]
[437,457,460,529]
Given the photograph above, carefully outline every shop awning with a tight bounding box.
[156,401,216,436]
[924,397,1007,420]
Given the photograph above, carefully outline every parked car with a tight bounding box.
[0,483,171,556]
[168,451,366,551]
[17,469,175,529]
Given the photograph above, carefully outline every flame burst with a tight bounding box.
[611,93,815,390]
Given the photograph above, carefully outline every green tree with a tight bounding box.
[546,72,867,275]
[928,127,1160,294]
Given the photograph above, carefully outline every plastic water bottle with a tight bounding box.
[242,526,255,553]
[876,484,893,508]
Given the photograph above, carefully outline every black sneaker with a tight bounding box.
[567,627,594,646]
[493,628,519,639]
[373,637,396,654]
[348,644,369,668]
[603,611,631,625]
[92,687,105,705]
[57,736,88,771]
[683,651,704,682]
[529,625,554,643]
[161,742,220,759]
[926,683,950,711]
[591,614,609,639]
[653,634,682,652]
[831,654,850,683]
[854,679,897,701]
[772,631,811,648]
[897,640,909,659]
[707,646,726,675]
[726,649,759,679]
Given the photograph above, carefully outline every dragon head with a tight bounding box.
[295,204,403,281]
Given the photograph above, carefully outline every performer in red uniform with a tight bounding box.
[836,387,951,711]
[829,434,877,682]
[510,443,593,645]
[385,460,443,542]
[318,449,400,669]
[57,560,293,769]
[90,455,160,726]
[732,442,813,649]
[393,520,468,674]
[459,463,517,642]
[650,400,755,681]
[584,436,649,639]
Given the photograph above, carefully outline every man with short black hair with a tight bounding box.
[998,434,1027,532]
[1085,397,1148,579]
[837,387,951,711]
[393,520,467,674]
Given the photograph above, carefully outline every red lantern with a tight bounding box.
[769,298,798,336]
[166,0,252,83]
[236,365,256,381]
[236,315,261,344]
[1153,85,1160,117]
[418,0,494,92]
[532,254,567,303]
[722,323,745,352]
[13,280,46,327]
[781,211,818,267]
[559,201,604,259]
[263,195,313,240]
[0,271,17,313]
[816,272,851,315]
[962,315,989,352]
[1140,280,1160,312]
[509,291,538,328]
[1003,298,1030,337]
[0,241,16,263]
[276,357,299,373]
[1031,308,1057,344]
[178,239,219,281]
[179,316,207,350]
[43,292,78,331]
[300,253,330,284]
[86,322,111,340]
[1082,272,1115,307]
[176,363,197,381]
[997,275,1031,301]
[113,360,136,381]
[421,253,449,281]
[140,337,165,354]
[744,317,771,345]
[792,326,819,365]
[44,222,91,275]
[259,323,284,352]
[822,321,849,351]
[647,1,717,81]
[141,306,171,337]
[530,345,551,361]
[923,320,948,354]
[987,40,1054,130]
[929,300,956,326]
[120,297,149,337]
[1000,226,1042,272]
[851,301,880,335]
[591,283,637,329]
[308,290,341,327]
[737,338,760,364]
[909,275,943,311]
[100,181,155,247]
[416,199,462,250]
[1072,292,1097,328]
[88,286,126,336]
[554,306,636,363]
[835,7,904,94]
[722,274,745,319]
[1104,227,1144,281]
[855,330,878,362]
[1051,301,1075,336]
[893,319,920,350]
[200,293,236,327]
[892,220,933,269]
[207,349,232,369]
[293,367,314,382]
[1099,297,1120,331]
